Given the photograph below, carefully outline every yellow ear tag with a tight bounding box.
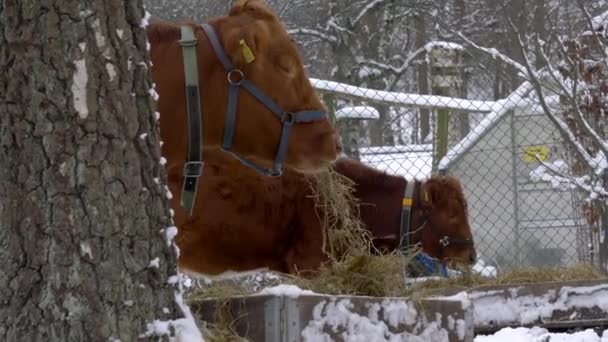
[240,39,256,64]
[424,191,430,204]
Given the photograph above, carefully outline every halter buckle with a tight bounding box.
[183,161,204,177]
[227,69,244,85]
[439,236,450,247]
[281,112,295,125]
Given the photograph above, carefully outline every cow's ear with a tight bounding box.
[229,0,275,20]
[223,0,275,68]
[421,179,440,208]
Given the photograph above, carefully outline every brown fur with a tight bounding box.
[148,0,342,276]
[173,149,326,276]
[147,0,340,226]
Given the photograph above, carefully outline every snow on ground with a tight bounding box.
[475,327,608,342]
[359,144,433,180]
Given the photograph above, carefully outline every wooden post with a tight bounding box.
[428,43,464,173]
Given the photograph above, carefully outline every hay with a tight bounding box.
[306,167,372,260]
[200,297,250,342]
[488,263,606,284]
[290,167,427,297]
[186,283,254,302]
[186,283,253,342]
[289,250,419,297]
[410,263,607,297]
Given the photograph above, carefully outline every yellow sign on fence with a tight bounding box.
[523,145,549,164]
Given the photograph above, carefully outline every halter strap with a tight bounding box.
[179,25,203,215]
[177,22,329,214]
[399,180,416,254]
[200,23,327,177]
[400,181,447,277]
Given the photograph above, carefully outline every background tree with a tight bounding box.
[143,0,608,151]
[498,4,608,271]
[0,0,197,340]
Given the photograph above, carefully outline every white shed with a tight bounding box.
[438,87,592,270]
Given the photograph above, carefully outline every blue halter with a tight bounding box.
[177,23,327,214]
[200,23,328,177]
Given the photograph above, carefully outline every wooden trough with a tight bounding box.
[190,292,473,342]
[429,279,608,334]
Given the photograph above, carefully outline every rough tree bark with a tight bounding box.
[0,0,183,340]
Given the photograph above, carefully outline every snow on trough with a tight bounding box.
[300,297,453,342]
[258,284,316,298]
[469,283,608,327]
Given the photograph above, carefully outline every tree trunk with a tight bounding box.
[415,14,431,144]
[369,104,392,147]
[454,0,470,141]
[0,1,183,340]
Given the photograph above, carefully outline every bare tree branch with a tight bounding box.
[508,19,597,169]
[287,28,339,44]
[357,46,427,75]
[350,0,390,27]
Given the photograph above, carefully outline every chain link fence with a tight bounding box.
[143,0,608,276]
[311,44,606,276]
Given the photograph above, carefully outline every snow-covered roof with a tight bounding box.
[359,144,433,181]
[335,106,379,120]
[438,83,561,171]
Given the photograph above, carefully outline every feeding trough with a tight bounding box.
[190,285,473,342]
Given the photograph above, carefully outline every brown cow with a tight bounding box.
[147,0,339,183]
[332,158,477,268]
[175,152,475,277]
[173,148,326,277]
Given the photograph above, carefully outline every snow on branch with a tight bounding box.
[513,29,599,171]
[311,78,497,112]
[591,9,608,31]
[350,0,390,27]
[453,31,528,79]
[530,159,608,199]
[287,28,338,44]
[357,47,427,75]
[424,41,465,51]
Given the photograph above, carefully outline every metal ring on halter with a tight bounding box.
[439,236,450,247]
[227,69,244,85]
[281,112,295,125]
